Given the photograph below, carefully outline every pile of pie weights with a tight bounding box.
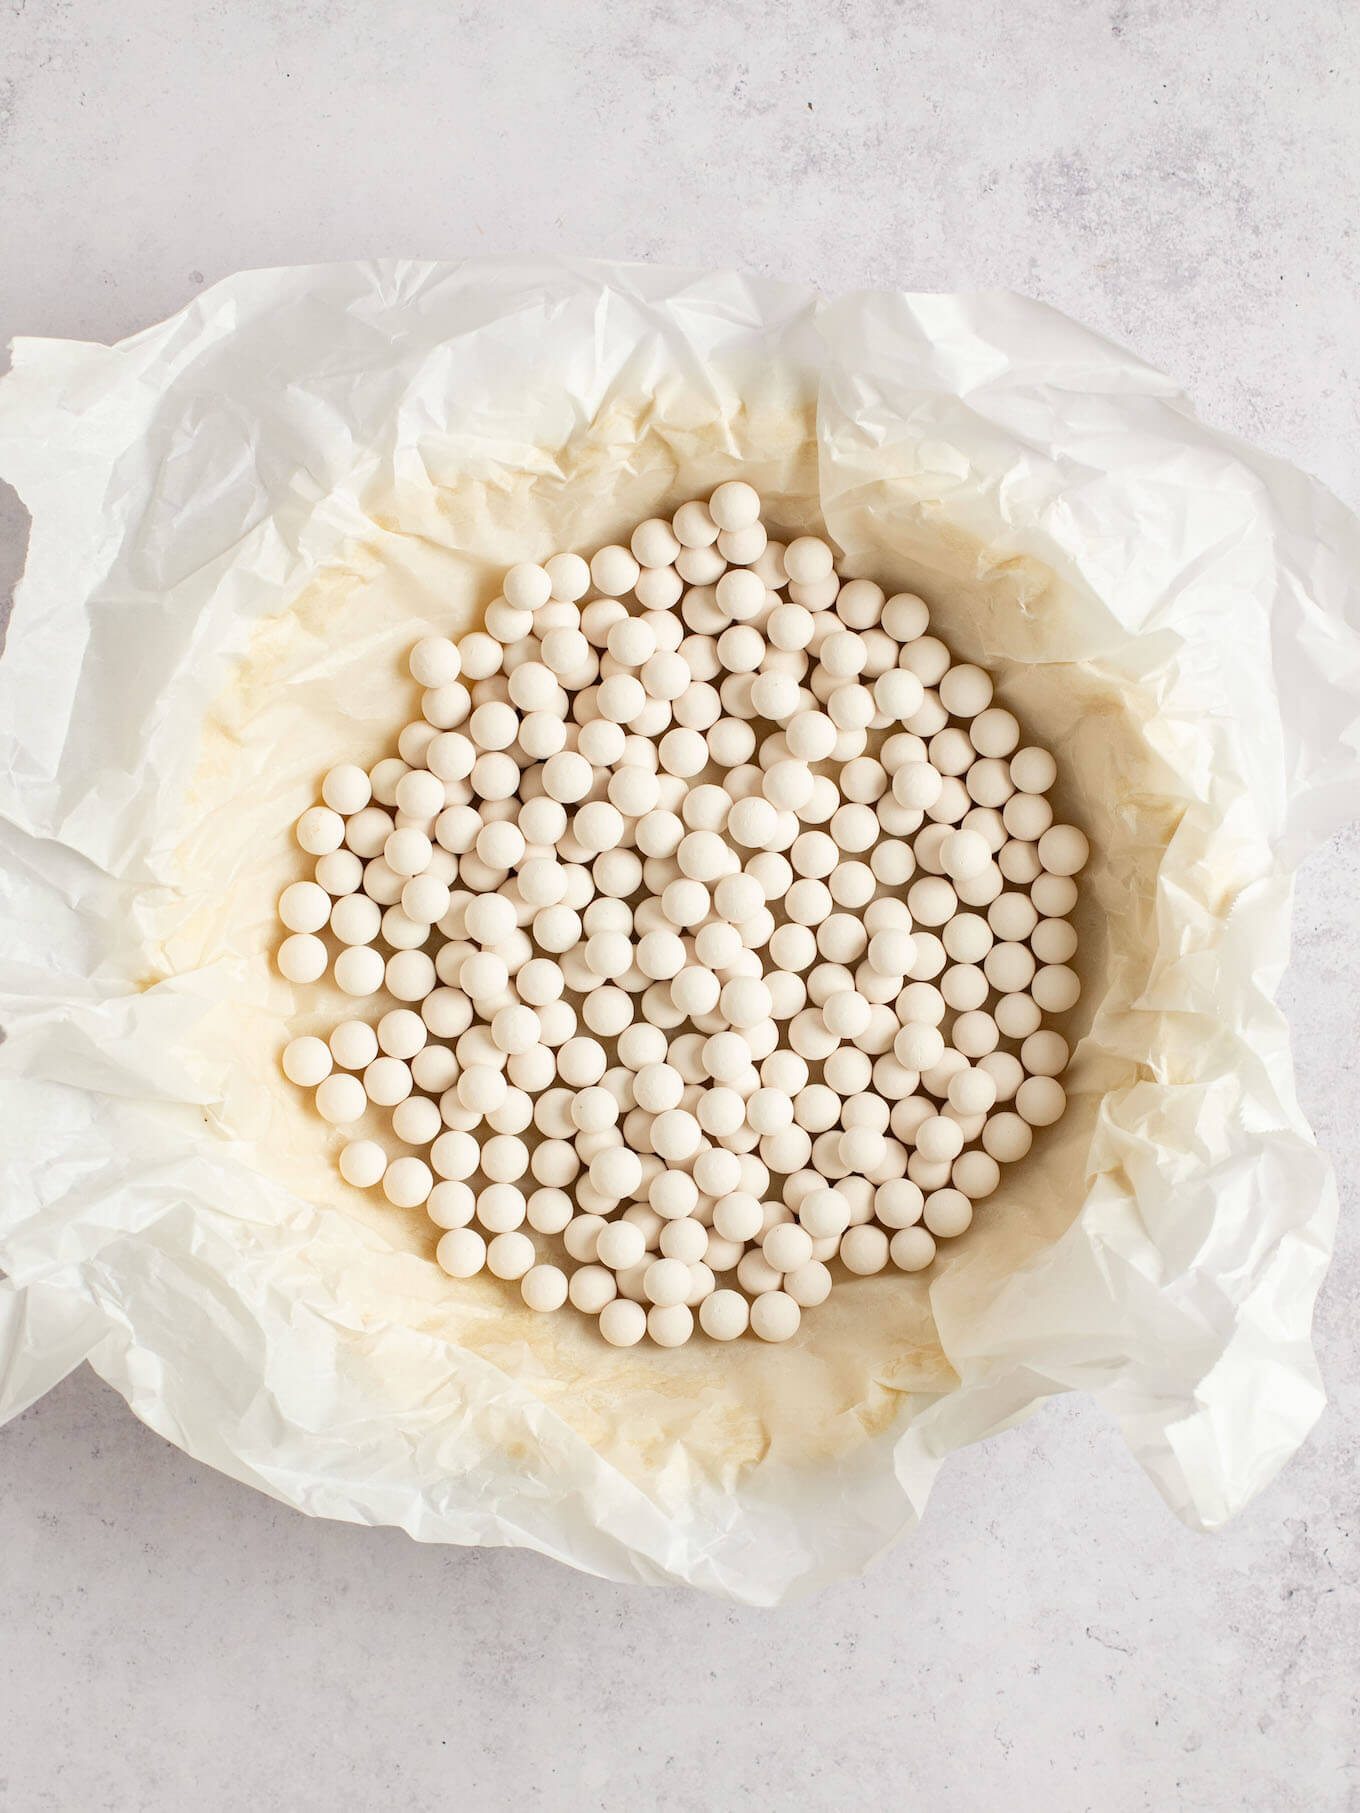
[276,484,1087,1347]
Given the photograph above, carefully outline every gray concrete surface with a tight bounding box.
[1,3,1356,1809]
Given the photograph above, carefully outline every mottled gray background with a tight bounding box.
[1,4,1357,1810]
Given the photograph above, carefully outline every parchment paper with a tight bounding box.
[1,260,1356,1602]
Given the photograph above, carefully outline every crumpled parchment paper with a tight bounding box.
[1,260,1356,1604]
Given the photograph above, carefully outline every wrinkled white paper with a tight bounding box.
[1,260,1357,1603]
